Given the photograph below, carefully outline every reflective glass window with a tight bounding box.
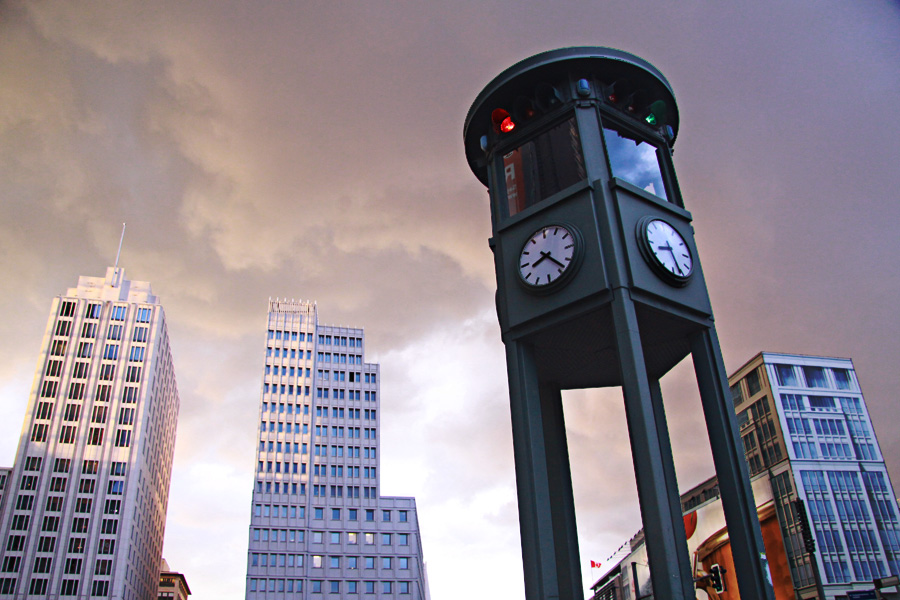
[603,124,668,201]
[503,116,585,216]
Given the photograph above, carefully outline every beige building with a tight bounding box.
[0,267,180,599]
[158,558,191,599]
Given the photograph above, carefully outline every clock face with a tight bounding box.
[639,218,693,284]
[518,225,580,289]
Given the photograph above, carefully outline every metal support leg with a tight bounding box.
[691,326,776,600]
[612,290,694,600]
[506,339,582,600]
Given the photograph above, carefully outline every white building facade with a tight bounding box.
[0,267,180,599]
[730,352,899,599]
[245,299,428,599]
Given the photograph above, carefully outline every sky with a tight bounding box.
[1,1,899,598]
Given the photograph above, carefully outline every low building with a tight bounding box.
[158,558,191,599]
[591,353,900,600]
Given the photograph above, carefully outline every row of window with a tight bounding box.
[257,462,376,478]
[249,578,411,595]
[58,301,151,323]
[261,384,378,401]
[44,361,142,384]
[2,528,116,554]
[257,438,377,457]
[317,353,363,366]
[252,553,412,571]
[781,394,864,414]
[773,364,855,390]
[318,335,362,348]
[31,423,132,447]
[251,528,411,546]
[267,348,312,360]
[40,381,137,405]
[254,506,408,523]
[266,331,363,348]
[253,481,380,498]
[315,424,378,437]
[0,577,110,596]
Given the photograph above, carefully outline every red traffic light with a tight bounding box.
[491,108,515,133]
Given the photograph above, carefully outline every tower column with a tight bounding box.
[692,326,775,599]
[612,289,694,600]
[505,340,582,600]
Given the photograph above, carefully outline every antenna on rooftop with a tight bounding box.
[114,223,126,269]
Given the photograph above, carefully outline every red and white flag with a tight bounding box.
[590,560,601,569]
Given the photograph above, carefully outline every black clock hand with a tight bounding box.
[532,252,549,267]
[657,244,683,274]
[544,253,566,268]
[665,247,683,274]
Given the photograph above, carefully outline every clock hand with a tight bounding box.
[544,253,566,268]
[666,247,683,275]
[657,244,683,274]
[532,252,549,267]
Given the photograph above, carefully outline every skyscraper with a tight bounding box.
[0,267,180,599]
[244,299,428,599]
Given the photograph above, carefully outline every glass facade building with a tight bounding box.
[244,299,428,599]
[730,352,899,599]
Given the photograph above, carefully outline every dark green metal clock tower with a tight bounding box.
[463,47,776,600]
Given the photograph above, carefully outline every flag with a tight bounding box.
[590,560,601,569]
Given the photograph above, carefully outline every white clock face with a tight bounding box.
[644,219,693,280]
[519,225,578,288]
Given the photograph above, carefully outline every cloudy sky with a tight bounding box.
[1,1,899,598]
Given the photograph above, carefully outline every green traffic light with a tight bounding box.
[645,100,667,126]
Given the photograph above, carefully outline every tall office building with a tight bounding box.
[0,267,180,599]
[729,352,899,598]
[245,299,428,599]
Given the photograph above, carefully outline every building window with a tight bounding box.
[90,581,109,596]
[803,366,828,388]
[29,579,49,595]
[114,430,131,447]
[745,369,762,396]
[60,579,80,596]
[833,368,853,390]
[773,364,799,387]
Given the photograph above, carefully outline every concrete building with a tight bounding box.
[591,352,900,600]
[158,558,191,599]
[244,299,428,599]
[0,267,180,599]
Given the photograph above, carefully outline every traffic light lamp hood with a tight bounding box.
[463,46,679,187]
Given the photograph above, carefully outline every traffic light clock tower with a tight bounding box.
[463,47,775,600]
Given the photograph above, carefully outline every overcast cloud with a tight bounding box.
[1,1,899,598]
